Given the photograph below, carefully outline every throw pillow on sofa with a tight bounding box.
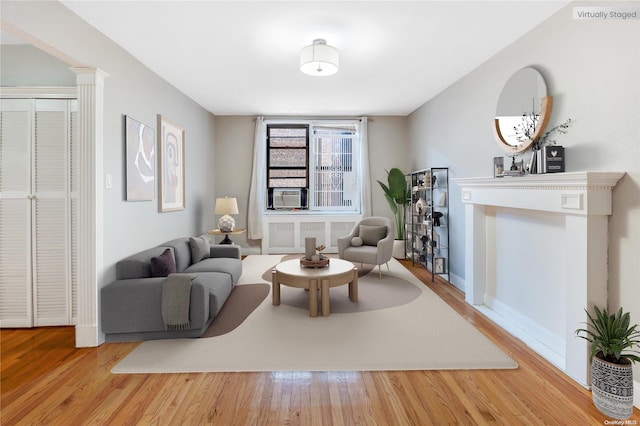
[359,225,387,246]
[189,234,211,263]
[150,248,177,277]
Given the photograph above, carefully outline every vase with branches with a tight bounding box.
[513,106,572,173]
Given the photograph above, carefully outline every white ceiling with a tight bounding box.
[58,1,568,116]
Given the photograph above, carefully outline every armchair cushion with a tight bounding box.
[359,225,387,246]
[351,237,363,247]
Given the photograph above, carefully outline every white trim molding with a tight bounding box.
[71,67,109,347]
[454,171,624,387]
[0,86,77,98]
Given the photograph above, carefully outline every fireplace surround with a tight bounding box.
[454,171,624,386]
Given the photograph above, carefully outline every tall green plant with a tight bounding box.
[377,168,409,240]
[575,306,640,364]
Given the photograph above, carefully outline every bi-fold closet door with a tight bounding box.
[0,98,77,327]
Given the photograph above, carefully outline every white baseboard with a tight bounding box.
[75,325,99,347]
[472,300,566,371]
[449,272,465,293]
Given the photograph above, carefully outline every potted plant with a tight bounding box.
[377,168,409,259]
[575,306,640,420]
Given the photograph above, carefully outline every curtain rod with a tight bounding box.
[252,116,370,122]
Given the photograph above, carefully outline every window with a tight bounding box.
[265,120,361,213]
[267,125,308,189]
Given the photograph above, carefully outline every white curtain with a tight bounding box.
[360,117,372,216]
[247,116,265,240]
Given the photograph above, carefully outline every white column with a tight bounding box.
[71,67,109,347]
[464,203,486,305]
[564,214,608,386]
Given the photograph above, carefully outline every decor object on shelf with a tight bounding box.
[300,39,339,76]
[542,145,565,173]
[493,157,504,177]
[523,118,572,174]
[158,115,185,212]
[494,67,553,154]
[215,197,239,232]
[125,115,155,201]
[575,306,640,420]
[377,168,409,258]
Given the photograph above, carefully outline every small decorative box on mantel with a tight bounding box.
[542,145,565,173]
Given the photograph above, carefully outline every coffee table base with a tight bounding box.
[271,260,358,317]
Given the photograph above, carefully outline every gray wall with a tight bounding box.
[408,1,640,380]
[213,115,411,250]
[1,1,218,287]
[1,44,77,86]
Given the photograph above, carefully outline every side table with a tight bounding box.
[207,228,246,244]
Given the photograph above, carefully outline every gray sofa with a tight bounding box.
[101,236,242,342]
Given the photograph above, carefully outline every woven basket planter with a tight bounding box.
[591,353,634,420]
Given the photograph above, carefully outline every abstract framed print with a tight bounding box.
[158,115,185,212]
[125,115,155,201]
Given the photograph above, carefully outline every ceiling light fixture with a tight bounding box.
[300,39,339,76]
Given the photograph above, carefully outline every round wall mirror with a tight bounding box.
[494,67,553,153]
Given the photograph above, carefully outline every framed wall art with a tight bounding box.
[125,115,155,201]
[158,115,185,212]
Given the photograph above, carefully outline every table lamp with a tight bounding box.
[215,197,239,232]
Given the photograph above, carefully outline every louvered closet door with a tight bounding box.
[0,99,34,327]
[69,101,78,322]
[32,99,71,326]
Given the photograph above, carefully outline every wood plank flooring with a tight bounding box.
[2,260,639,425]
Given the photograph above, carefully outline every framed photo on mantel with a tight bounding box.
[158,115,185,212]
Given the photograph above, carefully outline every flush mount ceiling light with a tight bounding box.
[300,39,339,76]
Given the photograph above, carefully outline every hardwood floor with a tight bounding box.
[2,260,639,425]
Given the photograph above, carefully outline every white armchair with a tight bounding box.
[337,216,395,278]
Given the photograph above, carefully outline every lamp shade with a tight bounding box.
[214,197,239,215]
[300,39,339,76]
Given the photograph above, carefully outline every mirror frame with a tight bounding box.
[494,67,553,154]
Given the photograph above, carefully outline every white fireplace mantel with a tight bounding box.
[453,171,624,387]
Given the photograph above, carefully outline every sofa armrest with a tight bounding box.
[209,244,241,259]
[337,226,360,257]
[101,278,208,334]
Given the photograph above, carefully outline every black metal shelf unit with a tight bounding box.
[406,168,450,282]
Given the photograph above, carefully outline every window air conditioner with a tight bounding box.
[273,189,302,209]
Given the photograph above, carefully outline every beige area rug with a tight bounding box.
[112,255,518,373]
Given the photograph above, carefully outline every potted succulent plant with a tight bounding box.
[377,168,409,259]
[575,306,640,420]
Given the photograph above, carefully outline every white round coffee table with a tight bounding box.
[272,258,358,317]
